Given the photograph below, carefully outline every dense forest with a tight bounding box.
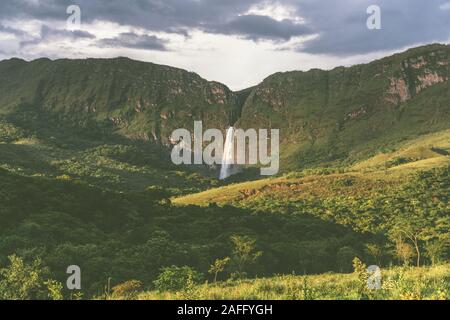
[0,164,448,299]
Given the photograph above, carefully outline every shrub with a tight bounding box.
[45,279,64,300]
[153,266,203,292]
[111,280,143,300]
[0,255,62,300]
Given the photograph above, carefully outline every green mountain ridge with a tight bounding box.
[1,44,450,172]
[237,43,450,168]
[0,56,241,145]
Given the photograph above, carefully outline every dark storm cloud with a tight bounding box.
[207,15,310,41]
[20,25,95,47]
[0,0,307,41]
[0,0,449,55]
[99,32,168,51]
[0,23,27,37]
[289,0,450,55]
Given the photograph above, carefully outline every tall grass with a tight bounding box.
[133,264,450,300]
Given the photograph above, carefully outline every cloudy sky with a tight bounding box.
[1,0,449,90]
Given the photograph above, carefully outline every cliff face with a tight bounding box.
[1,44,450,169]
[0,57,242,146]
[236,44,450,167]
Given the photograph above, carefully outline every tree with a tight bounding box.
[389,209,430,267]
[230,235,262,279]
[387,170,449,268]
[365,243,383,266]
[424,240,448,265]
[208,257,230,283]
[422,216,450,265]
[0,255,62,300]
[394,239,416,266]
[352,257,368,298]
[153,266,202,292]
[337,247,358,273]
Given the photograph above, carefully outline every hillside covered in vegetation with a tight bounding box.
[0,44,449,300]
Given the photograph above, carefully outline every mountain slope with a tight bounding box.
[0,57,242,145]
[173,129,450,206]
[0,45,449,298]
[0,44,450,180]
[237,44,450,169]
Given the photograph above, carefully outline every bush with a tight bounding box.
[153,266,203,292]
[111,280,143,299]
[0,255,62,300]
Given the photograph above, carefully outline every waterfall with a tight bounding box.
[220,127,235,180]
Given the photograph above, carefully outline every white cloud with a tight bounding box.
[0,32,15,41]
[440,2,450,10]
[0,15,447,91]
[244,1,304,24]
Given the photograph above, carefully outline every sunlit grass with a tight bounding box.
[135,264,450,300]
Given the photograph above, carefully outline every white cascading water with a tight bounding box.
[220,127,235,180]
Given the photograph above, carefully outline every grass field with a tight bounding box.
[107,264,450,300]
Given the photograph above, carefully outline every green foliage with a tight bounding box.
[0,120,26,142]
[337,247,359,273]
[238,44,450,170]
[176,273,201,300]
[153,266,203,292]
[137,264,450,300]
[0,45,449,300]
[0,161,447,298]
[365,243,383,266]
[394,240,416,266]
[146,186,171,201]
[0,255,61,300]
[111,280,143,300]
[209,257,231,283]
[230,235,263,279]
[352,257,370,300]
[44,279,64,300]
[424,240,449,266]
